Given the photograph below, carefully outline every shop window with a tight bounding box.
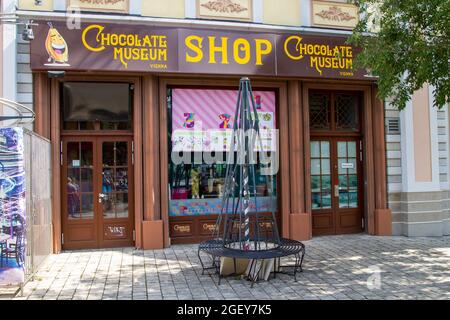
[167,88,278,217]
[61,82,133,131]
[309,91,361,133]
[310,141,332,209]
[335,94,360,131]
[309,93,331,130]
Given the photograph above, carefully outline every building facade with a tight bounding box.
[7,0,449,253]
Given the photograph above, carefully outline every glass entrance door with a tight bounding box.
[311,138,364,235]
[98,138,134,248]
[62,137,134,249]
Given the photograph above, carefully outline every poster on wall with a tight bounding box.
[0,128,26,286]
[171,89,277,152]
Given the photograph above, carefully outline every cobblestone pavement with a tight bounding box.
[9,235,450,300]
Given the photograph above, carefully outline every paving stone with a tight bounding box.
[10,235,450,300]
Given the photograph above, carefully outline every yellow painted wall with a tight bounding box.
[142,0,185,19]
[262,0,301,26]
[18,0,54,11]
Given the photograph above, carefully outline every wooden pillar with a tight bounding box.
[288,80,311,241]
[33,73,51,139]
[159,79,170,248]
[363,87,376,235]
[302,85,312,215]
[372,85,392,235]
[50,79,61,253]
[133,78,144,249]
[141,76,164,249]
[278,83,291,239]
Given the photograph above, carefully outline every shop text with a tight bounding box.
[185,35,273,65]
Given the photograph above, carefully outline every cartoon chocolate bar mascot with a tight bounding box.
[45,22,69,65]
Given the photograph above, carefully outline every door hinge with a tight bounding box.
[132,230,136,241]
[60,141,63,166]
[359,141,363,162]
[132,141,135,165]
[61,233,64,245]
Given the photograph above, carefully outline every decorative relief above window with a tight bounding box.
[197,0,253,21]
[316,6,356,22]
[68,0,129,13]
[312,0,359,29]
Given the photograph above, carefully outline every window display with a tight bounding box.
[168,88,278,217]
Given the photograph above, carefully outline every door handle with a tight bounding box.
[334,185,339,197]
[99,193,106,203]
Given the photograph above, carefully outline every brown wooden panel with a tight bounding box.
[67,225,95,242]
[312,214,333,229]
[338,212,360,228]
[169,221,194,238]
[199,220,218,236]
[103,223,129,240]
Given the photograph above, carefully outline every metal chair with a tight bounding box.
[1,214,26,267]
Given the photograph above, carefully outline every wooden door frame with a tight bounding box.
[49,75,142,252]
[158,77,290,247]
[303,83,377,235]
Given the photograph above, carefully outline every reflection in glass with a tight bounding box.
[81,194,94,219]
[322,175,331,191]
[349,175,358,188]
[101,141,129,219]
[322,192,332,209]
[103,193,115,219]
[102,193,129,219]
[115,193,129,218]
[81,142,93,166]
[349,192,358,208]
[311,159,321,175]
[67,176,80,220]
[311,142,320,158]
[338,159,347,175]
[80,169,93,192]
[311,176,321,192]
[116,169,128,191]
[116,142,128,166]
[103,169,114,193]
[312,193,321,209]
[339,191,349,208]
[348,158,357,174]
[338,142,347,158]
[103,142,115,167]
[348,142,357,157]
[67,143,80,166]
[321,142,330,158]
[321,159,330,175]
[339,175,348,188]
